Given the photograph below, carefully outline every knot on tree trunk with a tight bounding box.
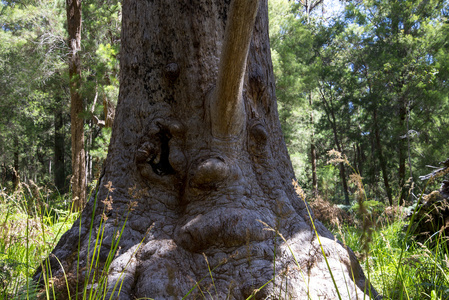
[189,157,230,189]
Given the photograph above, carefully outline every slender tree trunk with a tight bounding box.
[66,0,86,210]
[398,97,407,203]
[309,93,318,196]
[356,143,363,176]
[86,89,99,184]
[54,100,66,192]
[368,129,379,194]
[102,75,116,129]
[338,159,350,204]
[103,97,115,128]
[36,1,377,299]
[373,106,393,205]
[13,135,19,189]
[320,90,350,204]
[86,130,92,183]
[353,143,361,175]
[406,102,413,180]
[310,139,318,193]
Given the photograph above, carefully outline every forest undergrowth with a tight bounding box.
[0,174,448,299]
[0,182,78,298]
[307,150,449,300]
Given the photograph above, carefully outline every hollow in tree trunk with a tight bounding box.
[36,1,378,299]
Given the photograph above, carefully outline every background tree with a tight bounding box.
[0,0,68,189]
[341,0,449,203]
[81,0,120,183]
[0,0,120,196]
[66,0,85,210]
[271,0,449,205]
[269,0,320,190]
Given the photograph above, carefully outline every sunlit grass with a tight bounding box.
[0,184,78,298]
[1,177,448,299]
[325,149,449,300]
[333,217,449,299]
[0,181,150,299]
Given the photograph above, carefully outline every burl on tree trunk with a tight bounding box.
[35,1,378,299]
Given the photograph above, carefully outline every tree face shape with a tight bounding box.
[133,79,284,255]
[36,1,377,299]
[118,0,290,255]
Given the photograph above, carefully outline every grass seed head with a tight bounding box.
[104,181,115,193]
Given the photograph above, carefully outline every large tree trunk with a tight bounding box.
[66,0,86,210]
[36,1,377,299]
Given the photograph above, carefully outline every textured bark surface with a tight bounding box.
[37,1,378,299]
[66,0,86,210]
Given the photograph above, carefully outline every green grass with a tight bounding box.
[1,180,448,299]
[0,182,148,299]
[333,219,449,300]
[0,184,78,298]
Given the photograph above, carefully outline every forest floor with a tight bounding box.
[0,183,448,299]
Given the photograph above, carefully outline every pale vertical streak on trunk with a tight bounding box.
[211,0,261,139]
[66,0,86,210]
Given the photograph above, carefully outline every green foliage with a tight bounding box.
[351,199,385,218]
[317,164,339,201]
[90,127,112,162]
[0,0,68,190]
[0,179,447,299]
[0,0,121,191]
[269,0,449,204]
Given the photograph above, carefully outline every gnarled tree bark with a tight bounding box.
[36,1,378,299]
